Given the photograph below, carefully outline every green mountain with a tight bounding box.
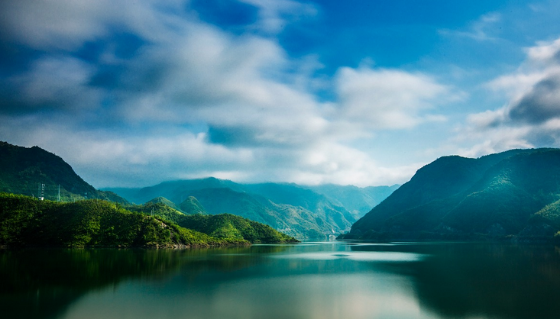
[0,141,127,204]
[305,184,399,220]
[129,200,296,243]
[108,179,395,220]
[0,193,297,247]
[146,196,181,211]
[107,180,373,239]
[179,196,207,214]
[0,193,231,248]
[345,148,560,242]
[0,142,297,246]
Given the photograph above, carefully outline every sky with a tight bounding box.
[2,0,560,188]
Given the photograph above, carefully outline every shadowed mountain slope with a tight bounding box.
[0,142,127,204]
[346,148,560,242]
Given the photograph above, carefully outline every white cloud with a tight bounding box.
[334,66,451,130]
[0,0,456,188]
[0,0,189,50]
[460,35,560,155]
[526,38,560,64]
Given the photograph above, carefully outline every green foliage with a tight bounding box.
[116,184,353,239]
[349,148,560,242]
[0,193,251,247]
[106,178,368,239]
[129,200,297,243]
[177,213,298,243]
[179,196,207,214]
[0,141,129,204]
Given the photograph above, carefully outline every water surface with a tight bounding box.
[1,242,560,318]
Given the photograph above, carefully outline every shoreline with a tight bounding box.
[0,241,303,250]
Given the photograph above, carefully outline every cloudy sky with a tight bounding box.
[2,0,560,188]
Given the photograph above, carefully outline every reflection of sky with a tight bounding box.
[8,242,560,318]
[271,251,426,262]
[63,242,435,318]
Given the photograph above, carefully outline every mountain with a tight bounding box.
[345,148,560,242]
[0,193,297,247]
[179,196,207,214]
[0,142,297,245]
[0,141,127,204]
[0,193,233,248]
[107,179,386,239]
[129,199,296,243]
[109,179,396,221]
[305,184,399,220]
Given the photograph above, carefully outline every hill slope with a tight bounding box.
[346,148,560,242]
[0,193,296,247]
[107,179,374,239]
[0,141,127,203]
[305,184,399,220]
[128,200,296,243]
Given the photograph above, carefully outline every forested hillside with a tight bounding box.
[345,148,560,242]
[0,141,126,203]
[0,193,297,247]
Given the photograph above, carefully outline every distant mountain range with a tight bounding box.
[0,141,397,240]
[0,142,296,246]
[106,179,398,239]
[344,148,560,243]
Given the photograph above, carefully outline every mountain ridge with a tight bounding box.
[345,148,560,242]
[106,178,397,239]
[0,141,127,204]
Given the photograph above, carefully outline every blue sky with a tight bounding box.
[2,0,560,188]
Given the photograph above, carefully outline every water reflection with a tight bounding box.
[2,242,560,318]
[401,243,560,318]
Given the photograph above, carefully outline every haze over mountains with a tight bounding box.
[0,141,397,240]
[6,140,560,243]
[106,179,397,239]
[345,148,560,242]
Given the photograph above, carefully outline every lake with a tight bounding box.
[1,241,560,318]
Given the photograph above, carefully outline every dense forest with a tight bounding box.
[1,141,397,240]
[344,148,560,243]
[0,141,127,203]
[107,178,398,239]
[0,193,297,248]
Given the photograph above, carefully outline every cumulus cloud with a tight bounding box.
[334,66,450,130]
[0,0,453,187]
[1,56,101,114]
[460,36,560,156]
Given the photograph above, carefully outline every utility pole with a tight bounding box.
[38,183,45,201]
[58,185,61,202]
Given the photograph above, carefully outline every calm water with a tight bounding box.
[2,241,560,318]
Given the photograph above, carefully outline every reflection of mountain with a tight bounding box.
[0,249,177,318]
[0,247,285,318]
[350,243,560,318]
